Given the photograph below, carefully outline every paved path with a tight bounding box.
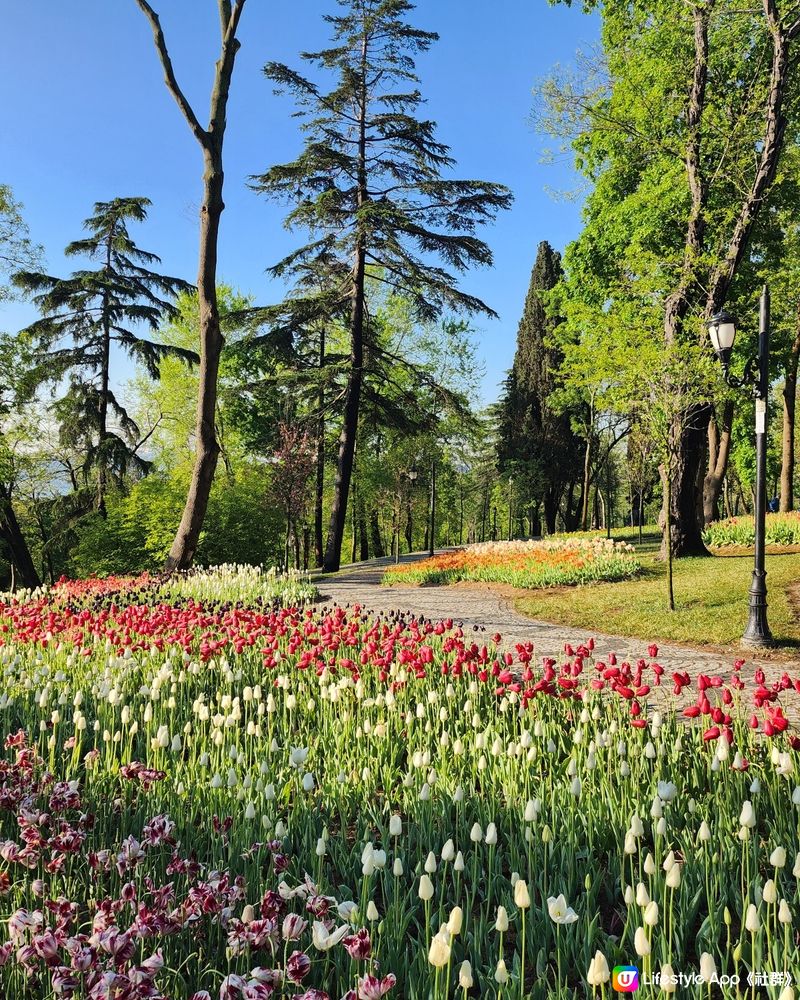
[313,553,799,696]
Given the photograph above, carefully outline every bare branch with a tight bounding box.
[134,0,209,147]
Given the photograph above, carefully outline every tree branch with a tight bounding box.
[134,0,209,147]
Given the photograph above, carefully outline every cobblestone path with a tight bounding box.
[313,553,800,699]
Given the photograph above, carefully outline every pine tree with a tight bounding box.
[14,197,193,515]
[252,0,512,572]
[497,241,582,533]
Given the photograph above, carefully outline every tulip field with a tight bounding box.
[0,569,799,998]
[382,538,640,589]
[705,513,800,549]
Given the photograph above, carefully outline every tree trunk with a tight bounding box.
[703,399,734,525]
[97,229,114,518]
[580,434,592,531]
[369,509,385,558]
[136,0,246,572]
[322,31,368,573]
[544,494,558,535]
[0,486,41,590]
[358,505,369,561]
[660,405,712,558]
[165,154,224,570]
[314,327,326,566]
[780,318,800,511]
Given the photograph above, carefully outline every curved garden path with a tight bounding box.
[313,552,800,698]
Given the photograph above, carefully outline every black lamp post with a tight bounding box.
[708,285,774,648]
[407,464,418,555]
[428,459,436,557]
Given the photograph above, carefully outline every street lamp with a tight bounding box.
[507,477,514,541]
[428,459,436,557]
[708,284,774,648]
[406,464,418,556]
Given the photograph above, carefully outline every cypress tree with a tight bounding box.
[497,240,582,533]
[14,197,193,515]
[252,0,512,572]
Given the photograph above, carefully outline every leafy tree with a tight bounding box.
[252,0,512,571]
[135,0,248,571]
[0,185,42,301]
[496,240,584,533]
[14,197,193,515]
[542,0,800,556]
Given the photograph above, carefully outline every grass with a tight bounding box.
[513,531,800,651]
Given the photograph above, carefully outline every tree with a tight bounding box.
[252,0,511,571]
[0,336,42,589]
[14,197,192,515]
[496,241,584,534]
[135,0,248,570]
[0,185,42,301]
[542,0,800,556]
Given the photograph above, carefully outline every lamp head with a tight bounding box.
[708,310,737,371]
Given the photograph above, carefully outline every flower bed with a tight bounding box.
[0,578,798,995]
[704,511,800,548]
[382,538,640,589]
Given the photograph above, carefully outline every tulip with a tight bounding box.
[763,879,777,904]
[447,905,463,936]
[659,963,677,993]
[699,952,716,983]
[389,815,402,838]
[770,845,787,868]
[424,851,437,874]
[586,950,610,986]
[494,959,509,985]
[514,879,530,909]
[745,904,760,933]
[418,875,434,901]
[440,839,455,862]
[547,894,578,924]
[634,926,650,957]
[739,800,756,828]
[311,921,349,951]
[428,930,451,968]
[495,905,509,932]
[458,959,473,989]
[779,899,792,924]
[643,900,659,926]
[470,823,483,843]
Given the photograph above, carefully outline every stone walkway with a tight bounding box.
[313,553,800,694]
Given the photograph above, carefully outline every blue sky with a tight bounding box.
[0,1,597,404]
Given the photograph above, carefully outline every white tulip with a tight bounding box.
[634,926,650,957]
[458,960,473,989]
[514,879,530,909]
[762,879,777,904]
[418,875,434,901]
[494,959,509,985]
[770,846,787,868]
[699,952,716,983]
[586,951,610,986]
[779,899,792,924]
[745,903,760,933]
[547,894,578,924]
[495,905,509,932]
[739,801,756,828]
[643,901,659,927]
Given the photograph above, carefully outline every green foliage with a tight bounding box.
[496,240,584,530]
[704,511,800,549]
[69,466,283,577]
[13,198,193,497]
[0,185,42,301]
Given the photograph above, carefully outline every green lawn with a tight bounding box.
[514,531,800,652]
